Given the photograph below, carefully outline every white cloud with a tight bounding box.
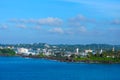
[69,14,86,22]
[9,17,63,27]
[9,18,28,23]
[49,27,64,34]
[37,17,63,26]
[0,24,8,29]
[7,15,120,36]
[68,21,81,27]
[111,19,120,25]
[68,14,96,27]
[109,27,120,31]
[16,24,26,29]
[71,14,95,22]
[78,26,87,32]
[34,26,41,30]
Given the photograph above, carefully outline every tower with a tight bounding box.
[76,48,79,54]
[112,47,115,52]
[100,49,103,54]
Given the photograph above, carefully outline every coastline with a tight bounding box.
[0,54,120,64]
[14,55,120,64]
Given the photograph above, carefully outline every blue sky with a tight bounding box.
[0,0,120,44]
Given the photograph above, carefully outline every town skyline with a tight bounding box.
[0,0,120,44]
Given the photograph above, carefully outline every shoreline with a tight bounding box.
[0,55,120,64]
[17,55,120,64]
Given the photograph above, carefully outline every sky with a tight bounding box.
[0,0,120,44]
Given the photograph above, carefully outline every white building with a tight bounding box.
[43,49,52,56]
[80,52,87,56]
[44,44,50,48]
[17,48,38,55]
[75,48,79,55]
[85,49,93,53]
[17,48,29,54]
[100,49,103,54]
[112,47,115,52]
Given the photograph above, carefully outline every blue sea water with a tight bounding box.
[0,57,120,80]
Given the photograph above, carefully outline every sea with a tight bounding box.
[0,56,120,80]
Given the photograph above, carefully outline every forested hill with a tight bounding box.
[0,43,120,51]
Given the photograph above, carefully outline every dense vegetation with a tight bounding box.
[0,48,16,56]
[72,51,120,63]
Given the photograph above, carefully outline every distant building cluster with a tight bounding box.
[16,47,53,56]
[0,43,117,58]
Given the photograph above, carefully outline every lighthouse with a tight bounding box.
[100,49,103,54]
[76,48,79,54]
[112,47,115,52]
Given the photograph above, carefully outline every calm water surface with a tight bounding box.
[0,57,120,80]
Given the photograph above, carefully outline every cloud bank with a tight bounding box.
[3,14,120,37]
[9,17,63,27]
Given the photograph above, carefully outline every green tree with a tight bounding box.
[0,48,16,56]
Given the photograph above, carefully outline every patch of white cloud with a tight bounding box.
[37,17,63,26]
[34,26,41,30]
[0,24,8,30]
[78,26,87,32]
[9,18,28,23]
[9,17,63,27]
[68,14,96,27]
[49,27,64,34]
[109,27,120,31]
[16,24,26,29]
[7,14,120,36]
[111,19,120,25]
[69,14,95,23]
[69,14,86,22]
